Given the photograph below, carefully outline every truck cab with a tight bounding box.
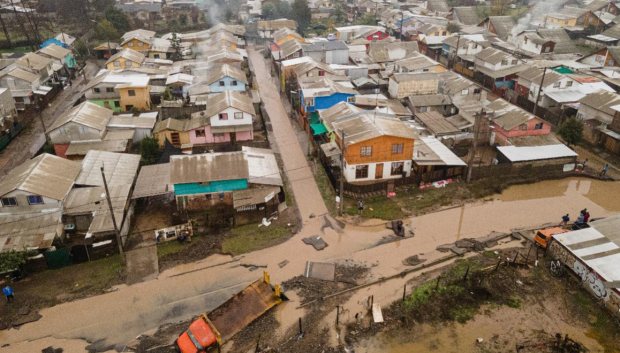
[534,227,569,249]
[175,314,221,353]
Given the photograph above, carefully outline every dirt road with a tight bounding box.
[0,61,101,176]
[248,47,328,221]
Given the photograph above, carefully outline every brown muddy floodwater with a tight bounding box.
[352,178,620,353]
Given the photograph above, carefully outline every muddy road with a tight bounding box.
[1,175,618,352]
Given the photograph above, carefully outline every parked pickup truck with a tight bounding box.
[175,272,285,353]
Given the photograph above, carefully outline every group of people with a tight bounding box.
[560,208,592,226]
[579,158,611,178]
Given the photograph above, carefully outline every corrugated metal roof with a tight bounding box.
[233,186,281,208]
[497,144,578,162]
[107,116,156,129]
[488,16,515,40]
[408,94,452,107]
[16,52,53,71]
[204,63,248,86]
[105,48,146,66]
[0,153,81,200]
[4,67,39,83]
[243,146,283,186]
[280,39,303,58]
[48,101,113,132]
[104,129,136,141]
[64,185,130,216]
[132,163,172,199]
[331,112,418,145]
[414,137,466,166]
[257,19,297,31]
[416,111,461,135]
[170,152,249,184]
[453,7,481,25]
[302,41,349,52]
[553,215,620,282]
[204,90,256,117]
[0,211,60,252]
[76,151,140,187]
[38,44,71,60]
[273,28,303,43]
[579,90,620,116]
[65,140,129,156]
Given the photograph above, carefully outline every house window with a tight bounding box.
[461,89,468,95]
[419,106,427,112]
[534,123,544,130]
[154,54,160,59]
[219,81,225,86]
[566,81,573,87]
[347,96,355,103]
[232,80,238,86]
[206,194,212,200]
[114,101,121,108]
[318,70,325,76]
[501,60,508,65]
[219,113,228,120]
[611,59,616,65]
[125,61,132,67]
[306,98,315,106]
[59,127,68,134]
[519,124,527,131]
[545,47,551,53]
[392,143,404,154]
[553,82,560,88]
[128,89,136,96]
[391,162,404,175]
[577,113,584,119]
[114,61,121,67]
[1,197,17,206]
[195,129,205,137]
[234,112,243,119]
[292,52,300,58]
[564,20,569,25]
[78,126,87,134]
[511,59,518,65]
[27,195,43,205]
[128,42,134,47]
[137,41,144,46]
[93,88,101,93]
[355,165,369,179]
[218,192,225,201]
[106,87,114,93]
[360,146,372,156]
[524,37,528,44]
[473,88,481,94]
[442,31,447,35]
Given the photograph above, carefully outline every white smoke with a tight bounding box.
[511,13,532,37]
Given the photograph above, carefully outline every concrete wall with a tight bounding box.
[578,104,614,124]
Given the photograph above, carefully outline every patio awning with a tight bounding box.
[33,86,53,95]
[310,123,328,135]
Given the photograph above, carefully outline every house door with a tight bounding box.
[375,163,383,179]
[170,132,181,146]
[104,101,110,109]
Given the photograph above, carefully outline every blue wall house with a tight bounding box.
[299,78,357,132]
[205,63,248,93]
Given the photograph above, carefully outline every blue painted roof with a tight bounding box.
[174,179,248,196]
[41,38,69,49]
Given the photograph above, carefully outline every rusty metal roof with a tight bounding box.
[0,153,82,200]
[170,152,249,184]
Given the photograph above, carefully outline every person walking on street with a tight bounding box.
[561,214,570,226]
[3,285,14,303]
[600,164,610,177]
[581,208,587,216]
[581,158,588,171]
[357,199,364,215]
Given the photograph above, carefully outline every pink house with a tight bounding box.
[189,90,256,145]
[491,113,551,146]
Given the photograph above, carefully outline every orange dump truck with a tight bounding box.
[534,227,570,249]
[175,272,284,353]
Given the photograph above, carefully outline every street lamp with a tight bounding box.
[91,20,112,58]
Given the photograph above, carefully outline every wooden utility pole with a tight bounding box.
[451,33,461,70]
[339,131,345,216]
[466,110,482,183]
[532,67,547,117]
[101,165,125,263]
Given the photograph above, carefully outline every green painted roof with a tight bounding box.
[553,66,573,74]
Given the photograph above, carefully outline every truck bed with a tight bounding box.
[208,278,282,342]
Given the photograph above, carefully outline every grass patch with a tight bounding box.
[315,162,337,216]
[505,297,522,309]
[344,195,405,220]
[222,223,291,255]
[157,241,187,258]
[483,250,498,259]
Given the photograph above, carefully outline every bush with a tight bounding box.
[140,136,162,165]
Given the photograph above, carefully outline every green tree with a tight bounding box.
[92,0,115,13]
[95,19,119,41]
[446,22,461,34]
[140,137,162,166]
[169,32,183,61]
[179,14,188,27]
[75,39,89,60]
[105,7,130,33]
[359,13,377,25]
[558,116,584,147]
[276,1,292,18]
[0,249,37,273]
[333,4,346,23]
[161,88,173,101]
[292,0,311,34]
[57,0,89,24]
[262,2,278,19]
